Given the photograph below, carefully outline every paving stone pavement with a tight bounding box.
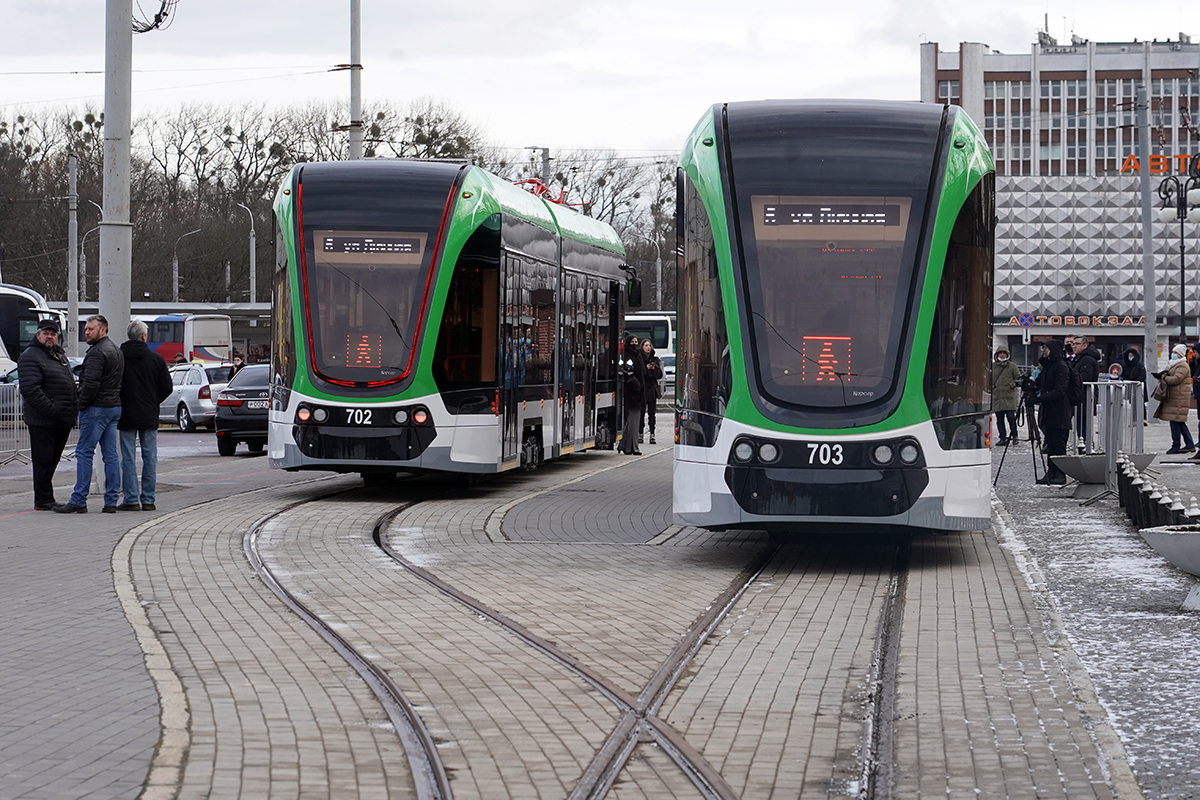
[0,416,1154,800]
[0,446,327,800]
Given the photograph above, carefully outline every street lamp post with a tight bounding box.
[235,202,257,309]
[173,229,201,303]
[79,226,101,303]
[635,233,663,310]
[1157,154,1200,343]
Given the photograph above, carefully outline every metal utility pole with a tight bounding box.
[528,147,550,184]
[66,157,80,356]
[236,202,257,320]
[348,0,363,159]
[99,0,134,342]
[1138,84,1159,372]
[173,229,201,303]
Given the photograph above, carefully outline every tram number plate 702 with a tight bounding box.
[806,442,844,466]
[345,408,373,425]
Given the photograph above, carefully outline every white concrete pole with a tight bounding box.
[348,0,363,159]
[236,202,256,306]
[67,156,79,357]
[1138,84,1159,373]
[99,0,134,342]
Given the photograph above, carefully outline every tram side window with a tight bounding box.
[527,262,555,387]
[433,218,500,387]
[923,173,995,448]
[272,216,297,392]
[677,170,729,447]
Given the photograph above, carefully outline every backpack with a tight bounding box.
[1066,366,1086,406]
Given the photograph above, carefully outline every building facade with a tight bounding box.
[920,33,1200,370]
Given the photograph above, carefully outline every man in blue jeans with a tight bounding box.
[54,315,125,513]
[117,319,172,511]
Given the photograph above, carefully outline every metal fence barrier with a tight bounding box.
[1070,381,1146,495]
[0,383,79,467]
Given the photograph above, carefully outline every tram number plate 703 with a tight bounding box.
[806,442,844,466]
[344,408,373,425]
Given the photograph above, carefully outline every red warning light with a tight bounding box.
[801,336,852,384]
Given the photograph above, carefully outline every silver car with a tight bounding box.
[160,363,232,432]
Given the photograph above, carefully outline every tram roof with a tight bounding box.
[471,168,625,257]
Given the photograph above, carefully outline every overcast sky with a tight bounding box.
[3,1,1199,158]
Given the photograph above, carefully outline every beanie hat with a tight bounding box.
[1174,344,1188,358]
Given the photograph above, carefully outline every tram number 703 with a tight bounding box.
[345,408,373,425]
[806,442,844,466]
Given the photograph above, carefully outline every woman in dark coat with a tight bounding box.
[639,339,663,445]
[618,335,645,455]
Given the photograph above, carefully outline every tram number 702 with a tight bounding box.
[345,408,373,425]
[806,442,844,466]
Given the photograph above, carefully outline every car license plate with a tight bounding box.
[246,400,268,409]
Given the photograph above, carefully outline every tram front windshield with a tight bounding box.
[297,162,460,385]
[726,101,943,409]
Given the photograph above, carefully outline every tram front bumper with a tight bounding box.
[725,465,929,518]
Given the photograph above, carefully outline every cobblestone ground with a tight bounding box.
[993,428,1200,800]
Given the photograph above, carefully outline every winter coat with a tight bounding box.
[1154,357,1193,423]
[17,339,78,428]
[1037,340,1073,430]
[622,345,645,412]
[643,351,664,405]
[1073,345,1102,386]
[77,335,124,410]
[1121,348,1148,402]
[119,339,174,431]
[991,350,1020,412]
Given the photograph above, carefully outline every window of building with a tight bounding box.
[938,80,961,104]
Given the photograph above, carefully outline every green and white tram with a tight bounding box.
[674,99,995,532]
[269,160,630,482]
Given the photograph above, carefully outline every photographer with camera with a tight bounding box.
[618,334,645,455]
[1033,340,1073,485]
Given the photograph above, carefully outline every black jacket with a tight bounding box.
[622,345,645,411]
[17,339,78,428]
[119,339,173,430]
[1037,340,1074,429]
[77,335,124,410]
[1072,345,1102,385]
[643,350,663,404]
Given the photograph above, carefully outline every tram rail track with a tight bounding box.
[238,468,918,800]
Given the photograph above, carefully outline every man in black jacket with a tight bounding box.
[1036,339,1074,485]
[1071,335,1102,446]
[117,319,173,511]
[18,319,79,510]
[55,315,124,513]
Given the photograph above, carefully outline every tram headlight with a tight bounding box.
[733,440,755,463]
[393,409,409,424]
[312,407,328,423]
[872,444,895,465]
[296,406,312,423]
[758,443,780,463]
[412,408,429,425]
[898,442,921,465]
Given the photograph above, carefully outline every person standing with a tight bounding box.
[117,319,173,511]
[55,315,124,513]
[1154,343,1196,455]
[1070,335,1101,447]
[1035,340,1073,485]
[18,319,79,510]
[618,334,645,455]
[640,339,663,445]
[991,346,1020,445]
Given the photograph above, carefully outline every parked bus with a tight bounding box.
[623,312,675,354]
[0,284,65,359]
[71,313,232,362]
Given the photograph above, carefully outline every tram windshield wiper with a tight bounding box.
[752,311,858,404]
[314,257,410,354]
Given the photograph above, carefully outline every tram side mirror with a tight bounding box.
[626,276,643,308]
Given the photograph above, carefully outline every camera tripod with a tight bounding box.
[993,393,1046,487]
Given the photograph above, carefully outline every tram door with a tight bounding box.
[500,254,521,463]
[560,272,577,448]
[582,278,598,442]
